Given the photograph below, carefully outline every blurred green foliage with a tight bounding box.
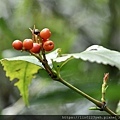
[0,0,120,115]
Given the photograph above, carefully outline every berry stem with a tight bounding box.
[30,51,57,79]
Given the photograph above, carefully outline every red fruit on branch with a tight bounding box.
[23,39,33,50]
[40,28,51,39]
[43,40,54,51]
[30,43,41,53]
[12,40,23,50]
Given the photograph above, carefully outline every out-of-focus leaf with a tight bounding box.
[53,45,120,70]
[116,101,120,115]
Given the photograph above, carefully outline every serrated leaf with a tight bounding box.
[0,48,61,105]
[1,59,40,106]
[53,45,120,70]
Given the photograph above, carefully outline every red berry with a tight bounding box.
[43,40,54,51]
[40,28,51,39]
[23,39,33,50]
[12,40,23,50]
[42,38,49,44]
[42,38,48,42]
[30,43,41,53]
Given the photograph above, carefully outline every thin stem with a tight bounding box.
[59,76,101,107]
[30,51,57,79]
[29,51,43,63]
[58,77,118,117]
[104,107,118,116]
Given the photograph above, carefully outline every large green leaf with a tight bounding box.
[53,45,120,70]
[1,59,40,106]
[0,48,60,105]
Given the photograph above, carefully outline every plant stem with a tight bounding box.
[59,76,101,106]
[31,50,118,117]
[104,107,118,116]
[30,51,58,79]
[58,76,118,117]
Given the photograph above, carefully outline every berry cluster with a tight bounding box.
[12,27,54,53]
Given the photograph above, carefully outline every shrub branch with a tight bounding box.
[31,47,118,118]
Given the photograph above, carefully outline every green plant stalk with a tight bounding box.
[30,51,57,79]
[31,50,118,117]
[58,76,118,116]
[101,73,109,103]
[58,77,101,106]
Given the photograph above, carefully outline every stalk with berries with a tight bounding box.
[10,26,119,118]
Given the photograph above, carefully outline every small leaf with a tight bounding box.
[53,45,120,70]
[1,59,40,106]
[89,106,101,110]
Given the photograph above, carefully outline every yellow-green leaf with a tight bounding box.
[1,59,40,106]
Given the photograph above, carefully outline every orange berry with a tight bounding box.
[12,40,23,50]
[40,28,51,39]
[43,40,54,51]
[30,43,41,53]
[23,39,33,50]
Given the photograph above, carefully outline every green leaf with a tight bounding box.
[4,56,43,67]
[53,45,120,70]
[116,101,120,115]
[45,48,61,67]
[52,56,73,73]
[2,48,61,68]
[1,59,40,106]
[0,48,61,105]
